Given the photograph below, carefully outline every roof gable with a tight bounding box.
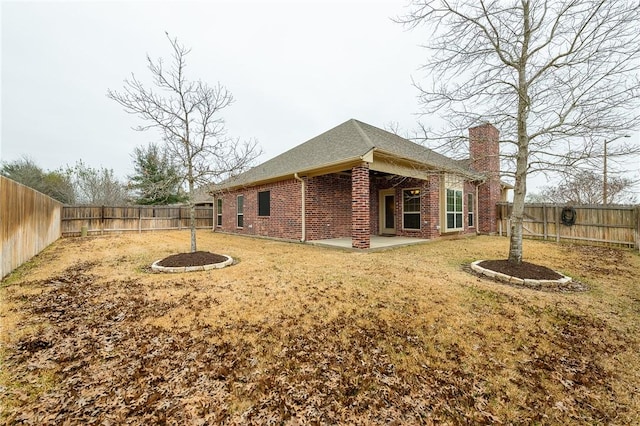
[216,119,482,189]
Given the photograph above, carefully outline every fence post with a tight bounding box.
[542,204,548,241]
[555,205,560,243]
[138,207,142,234]
[633,205,640,251]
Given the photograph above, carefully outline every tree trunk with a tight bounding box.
[508,1,531,265]
[187,175,197,253]
[509,177,526,264]
[509,85,530,265]
[190,202,197,253]
[509,111,529,265]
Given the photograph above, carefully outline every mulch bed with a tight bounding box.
[156,251,228,267]
[464,260,588,292]
[478,260,564,280]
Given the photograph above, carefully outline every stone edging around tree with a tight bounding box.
[151,255,234,273]
[470,260,572,290]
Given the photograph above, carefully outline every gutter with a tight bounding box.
[294,173,306,242]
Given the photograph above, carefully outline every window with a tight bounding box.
[258,191,270,216]
[446,189,463,230]
[467,193,474,227]
[403,189,421,230]
[236,195,244,228]
[216,198,222,226]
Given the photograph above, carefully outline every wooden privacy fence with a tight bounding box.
[497,202,640,249]
[1,176,62,279]
[61,205,214,237]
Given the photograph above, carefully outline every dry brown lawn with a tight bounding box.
[1,231,639,424]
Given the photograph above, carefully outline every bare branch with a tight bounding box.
[107,33,262,251]
[399,0,640,263]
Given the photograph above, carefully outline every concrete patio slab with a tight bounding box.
[308,235,429,250]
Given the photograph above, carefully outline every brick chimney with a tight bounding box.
[469,123,500,234]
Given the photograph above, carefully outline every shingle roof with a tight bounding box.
[215,119,484,190]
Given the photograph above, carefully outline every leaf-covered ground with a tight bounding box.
[1,232,639,424]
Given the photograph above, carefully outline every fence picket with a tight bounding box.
[1,176,62,279]
[498,202,638,248]
[61,205,214,237]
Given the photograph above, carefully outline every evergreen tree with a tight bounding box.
[128,143,187,205]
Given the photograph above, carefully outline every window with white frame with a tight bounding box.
[216,198,222,226]
[402,188,421,230]
[467,193,474,227]
[444,174,464,232]
[236,195,244,228]
[446,189,463,230]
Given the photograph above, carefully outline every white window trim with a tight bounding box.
[216,198,222,227]
[443,174,465,232]
[236,195,244,228]
[445,188,464,232]
[402,188,421,230]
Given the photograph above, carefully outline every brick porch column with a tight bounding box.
[351,163,370,249]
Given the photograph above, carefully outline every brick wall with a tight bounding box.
[369,175,395,236]
[306,174,352,240]
[215,178,302,240]
[421,174,442,239]
[469,123,501,234]
[351,163,370,249]
[464,181,477,234]
[215,165,483,244]
[369,175,442,239]
[369,175,399,236]
[393,176,442,239]
[369,180,381,236]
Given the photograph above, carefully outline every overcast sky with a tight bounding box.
[1,0,638,196]
[1,1,427,175]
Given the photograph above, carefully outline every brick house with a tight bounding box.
[212,119,509,249]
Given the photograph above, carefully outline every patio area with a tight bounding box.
[308,235,429,250]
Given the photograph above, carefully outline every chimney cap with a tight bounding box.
[469,122,497,131]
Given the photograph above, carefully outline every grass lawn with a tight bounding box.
[1,231,639,424]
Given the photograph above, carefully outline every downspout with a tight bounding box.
[294,173,306,242]
[475,184,479,235]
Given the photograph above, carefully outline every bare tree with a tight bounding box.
[398,0,640,263]
[65,161,129,206]
[1,156,76,204]
[530,170,637,204]
[108,33,261,252]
